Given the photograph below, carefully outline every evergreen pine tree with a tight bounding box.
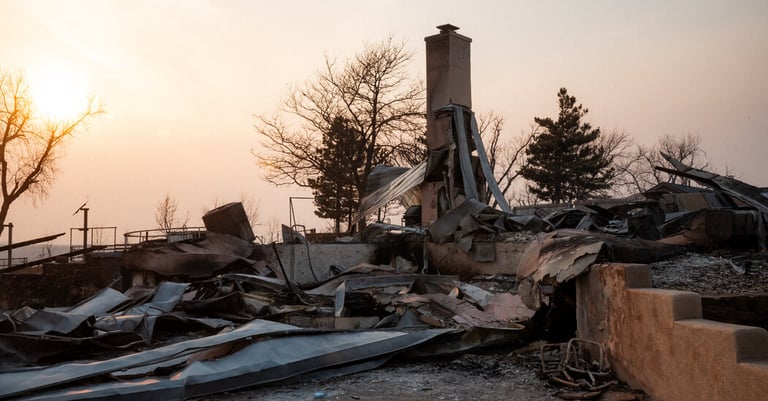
[519,88,614,204]
[308,117,368,233]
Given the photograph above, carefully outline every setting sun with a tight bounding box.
[27,65,91,121]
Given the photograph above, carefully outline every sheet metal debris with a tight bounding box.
[357,161,427,222]
[1,320,452,401]
[12,21,768,401]
[656,152,768,249]
[121,231,257,278]
[0,282,231,369]
[0,249,535,400]
[3,150,765,400]
[516,229,684,309]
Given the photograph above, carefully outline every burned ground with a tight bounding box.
[201,343,650,401]
[202,355,560,401]
[651,252,768,296]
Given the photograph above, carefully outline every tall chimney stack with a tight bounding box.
[421,24,474,225]
[424,24,472,146]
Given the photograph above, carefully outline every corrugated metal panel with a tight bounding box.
[357,161,427,220]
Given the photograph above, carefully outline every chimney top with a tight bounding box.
[436,24,460,34]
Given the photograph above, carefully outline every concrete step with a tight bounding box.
[675,318,768,364]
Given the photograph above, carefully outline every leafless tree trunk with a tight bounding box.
[239,193,260,231]
[265,216,281,243]
[38,241,54,258]
[613,133,711,194]
[477,112,535,208]
[596,130,637,197]
[155,194,189,232]
[0,72,101,236]
[254,38,425,231]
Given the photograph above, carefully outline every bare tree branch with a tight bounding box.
[477,112,535,208]
[611,132,711,194]
[254,38,426,229]
[155,194,189,232]
[0,71,102,236]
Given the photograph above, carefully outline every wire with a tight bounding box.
[292,224,320,284]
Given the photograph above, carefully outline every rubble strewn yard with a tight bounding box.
[651,252,768,295]
[203,352,562,401]
[1,24,767,401]
[203,347,652,401]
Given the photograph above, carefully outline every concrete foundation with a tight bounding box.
[576,263,768,401]
[426,241,526,278]
[267,243,378,287]
[0,257,121,309]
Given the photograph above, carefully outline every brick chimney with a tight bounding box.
[421,24,475,225]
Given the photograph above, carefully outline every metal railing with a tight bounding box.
[0,257,28,270]
[123,227,207,247]
[69,226,123,261]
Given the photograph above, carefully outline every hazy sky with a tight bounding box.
[1,0,767,245]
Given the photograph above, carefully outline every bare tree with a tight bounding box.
[477,112,535,208]
[617,133,710,194]
[91,226,106,246]
[239,193,260,230]
[0,72,101,236]
[656,132,710,184]
[265,215,281,243]
[509,185,542,209]
[155,194,189,232]
[37,240,54,258]
[596,130,637,197]
[254,38,425,229]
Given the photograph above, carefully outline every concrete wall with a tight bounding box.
[426,241,525,278]
[576,263,768,401]
[0,257,121,309]
[267,243,378,287]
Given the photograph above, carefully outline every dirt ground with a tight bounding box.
[200,347,648,401]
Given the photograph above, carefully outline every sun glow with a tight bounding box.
[27,65,92,121]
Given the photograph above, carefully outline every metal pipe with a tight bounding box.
[6,223,12,268]
[82,207,89,252]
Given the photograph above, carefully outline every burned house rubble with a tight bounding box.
[2,25,767,401]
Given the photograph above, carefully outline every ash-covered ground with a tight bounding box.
[202,344,650,401]
[650,252,768,295]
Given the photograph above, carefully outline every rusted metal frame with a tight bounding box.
[564,338,609,373]
[540,342,567,373]
[541,339,616,393]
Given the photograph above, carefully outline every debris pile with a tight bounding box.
[2,23,766,401]
[540,339,618,400]
[0,151,766,400]
[0,250,538,400]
